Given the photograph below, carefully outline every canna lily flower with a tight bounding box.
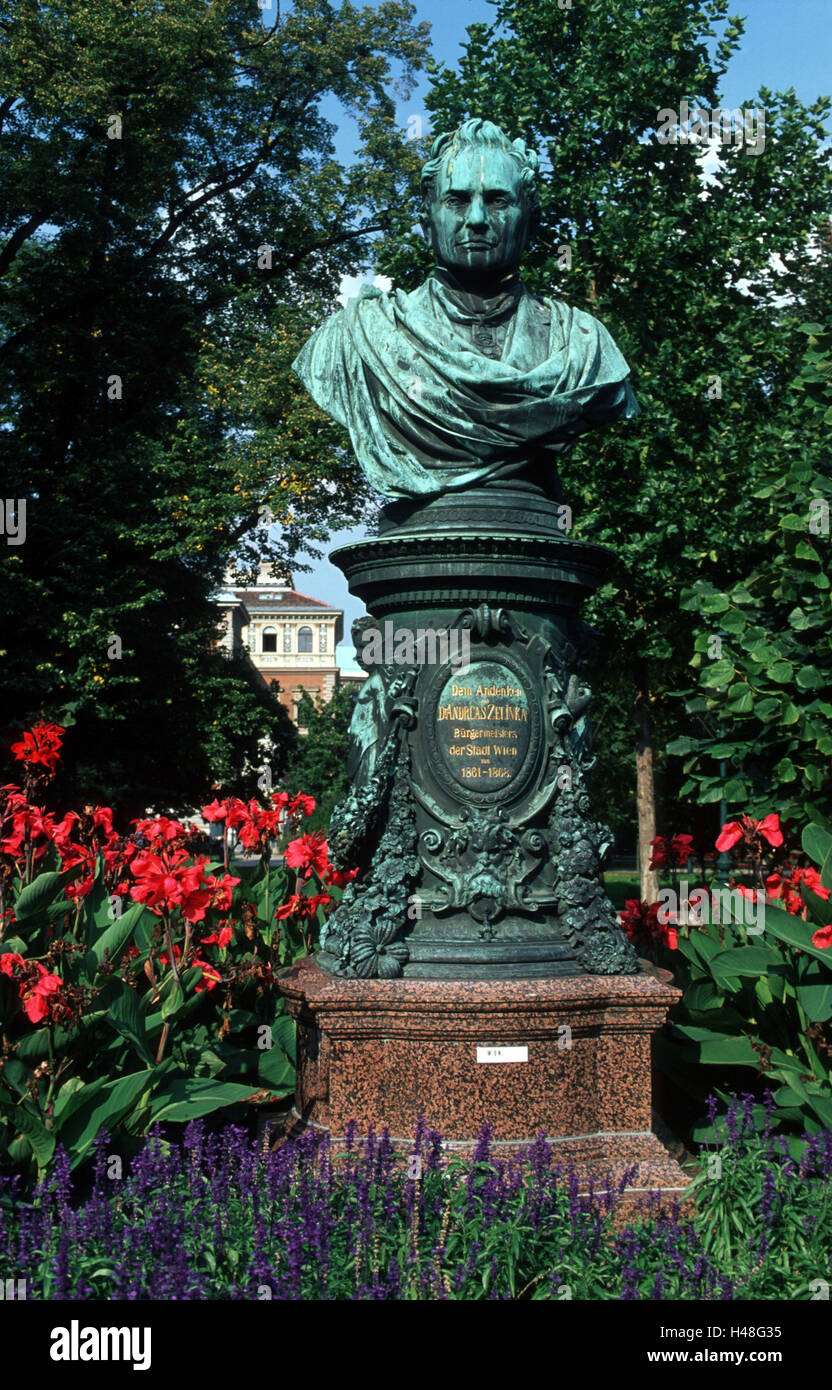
[201,924,233,949]
[716,813,783,853]
[284,831,329,878]
[10,721,65,775]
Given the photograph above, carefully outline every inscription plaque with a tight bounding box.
[435,659,531,791]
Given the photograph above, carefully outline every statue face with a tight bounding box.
[425,145,530,280]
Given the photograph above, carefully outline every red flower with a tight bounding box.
[716,813,783,853]
[193,958,222,993]
[10,721,65,775]
[132,815,188,847]
[768,865,831,916]
[129,850,212,922]
[756,814,784,848]
[323,865,358,889]
[206,872,239,913]
[274,893,305,920]
[201,924,233,949]
[2,954,69,1024]
[22,968,64,1024]
[620,899,677,953]
[715,821,744,852]
[284,832,329,878]
[812,924,832,950]
[648,833,695,871]
[289,793,316,819]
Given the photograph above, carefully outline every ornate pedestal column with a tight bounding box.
[278,483,687,1196]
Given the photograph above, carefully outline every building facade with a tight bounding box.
[215,566,345,721]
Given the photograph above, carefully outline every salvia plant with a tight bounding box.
[1,1096,830,1300]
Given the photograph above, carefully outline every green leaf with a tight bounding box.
[14,866,83,922]
[710,945,783,979]
[766,660,793,683]
[161,982,184,1021]
[257,1044,295,1093]
[59,1072,154,1168]
[0,1097,55,1171]
[774,756,797,783]
[763,904,832,965]
[700,659,735,687]
[796,666,826,689]
[106,982,155,1066]
[797,963,832,1023]
[84,901,151,980]
[147,1077,264,1123]
[674,1026,758,1067]
[803,824,832,868]
[699,593,730,613]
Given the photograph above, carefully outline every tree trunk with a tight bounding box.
[636,664,659,904]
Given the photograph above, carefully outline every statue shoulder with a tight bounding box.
[540,297,616,345]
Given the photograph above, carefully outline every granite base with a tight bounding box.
[277,958,690,1200]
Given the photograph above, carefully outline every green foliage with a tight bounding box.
[376,0,832,826]
[676,324,832,824]
[0,842,337,1176]
[659,824,832,1136]
[0,0,428,810]
[284,685,355,830]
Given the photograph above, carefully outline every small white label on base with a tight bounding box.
[476,1045,528,1064]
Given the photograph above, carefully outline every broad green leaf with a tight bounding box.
[796,665,826,689]
[763,904,832,965]
[59,1072,154,1167]
[85,901,151,979]
[14,865,83,922]
[0,1097,55,1171]
[106,982,155,1066]
[797,962,832,1023]
[700,659,735,687]
[803,824,832,868]
[147,1077,264,1123]
[709,945,783,979]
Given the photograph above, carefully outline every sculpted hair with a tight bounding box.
[420,118,541,230]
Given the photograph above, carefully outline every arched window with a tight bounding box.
[298,626,313,653]
[262,625,277,653]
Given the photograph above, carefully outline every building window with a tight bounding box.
[283,623,291,652]
[262,626,277,654]
[298,626,313,653]
[319,623,327,652]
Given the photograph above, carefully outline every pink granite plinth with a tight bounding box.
[277,958,689,1199]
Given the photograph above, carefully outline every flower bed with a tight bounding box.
[1,1096,830,1300]
[0,723,349,1175]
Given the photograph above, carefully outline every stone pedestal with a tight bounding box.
[278,958,689,1198]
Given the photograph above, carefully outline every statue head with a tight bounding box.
[419,119,540,284]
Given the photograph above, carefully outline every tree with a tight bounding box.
[0,0,428,811]
[675,317,832,829]
[283,684,355,830]
[375,0,832,894]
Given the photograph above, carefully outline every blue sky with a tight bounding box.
[270,0,832,654]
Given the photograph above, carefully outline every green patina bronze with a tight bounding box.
[292,119,637,500]
[291,120,640,980]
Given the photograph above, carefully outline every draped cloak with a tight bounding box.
[292,273,639,499]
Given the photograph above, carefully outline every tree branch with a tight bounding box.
[0,214,47,277]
